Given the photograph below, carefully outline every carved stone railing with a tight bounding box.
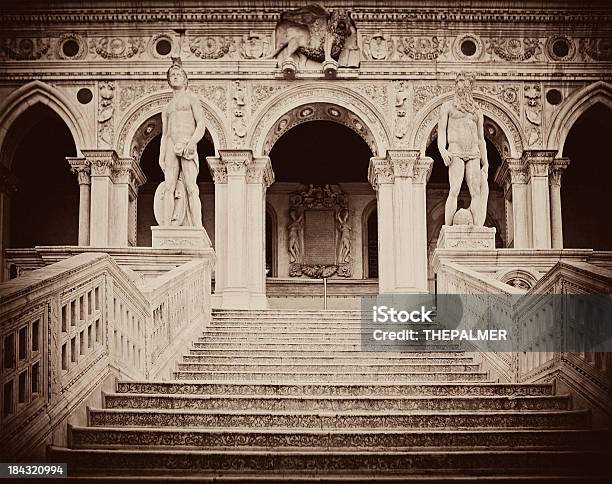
[436,259,612,425]
[514,261,612,425]
[436,261,524,382]
[0,252,213,459]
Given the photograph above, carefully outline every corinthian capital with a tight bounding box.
[66,157,90,185]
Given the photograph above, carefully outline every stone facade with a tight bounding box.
[0,0,611,308]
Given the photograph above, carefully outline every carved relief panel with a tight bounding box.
[287,184,352,278]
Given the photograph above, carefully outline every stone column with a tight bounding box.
[549,158,570,249]
[209,150,270,309]
[82,149,117,247]
[67,157,91,246]
[524,150,555,249]
[111,158,145,246]
[0,165,18,281]
[246,157,274,308]
[497,158,529,248]
[368,156,395,293]
[413,157,434,291]
[368,150,431,294]
[207,156,227,307]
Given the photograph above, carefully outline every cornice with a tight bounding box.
[1,7,612,27]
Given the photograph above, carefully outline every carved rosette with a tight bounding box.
[67,157,91,185]
[89,37,144,60]
[487,38,542,61]
[0,37,51,61]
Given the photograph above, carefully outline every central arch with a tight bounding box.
[248,83,392,158]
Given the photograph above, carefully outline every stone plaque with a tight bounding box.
[303,210,335,265]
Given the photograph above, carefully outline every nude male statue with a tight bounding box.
[158,58,205,227]
[438,73,489,226]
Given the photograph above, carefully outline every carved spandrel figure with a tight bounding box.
[287,208,304,264]
[155,58,204,227]
[438,72,489,226]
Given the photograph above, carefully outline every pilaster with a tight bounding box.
[207,149,273,309]
[368,150,431,294]
[549,158,570,249]
[524,150,556,249]
[82,149,117,246]
[66,157,91,246]
[497,158,530,248]
[111,157,145,247]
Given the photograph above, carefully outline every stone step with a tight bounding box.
[49,447,610,477]
[172,370,489,382]
[68,426,608,451]
[103,393,571,412]
[191,342,461,351]
[88,408,590,430]
[187,349,467,358]
[181,354,476,365]
[116,381,555,397]
[175,362,482,373]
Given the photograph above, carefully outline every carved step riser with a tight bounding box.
[116,382,555,397]
[191,343,461,351]
[187,350,467,358]
[103,395,570,412]
[182,355,475,365]
[69,428,606,451]
[88,410,590,430]
[50,448,608,475]
[175,363,482,373]
[172,371,490,383]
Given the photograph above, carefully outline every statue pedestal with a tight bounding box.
[437,225,496,249]
[151,226,212,249]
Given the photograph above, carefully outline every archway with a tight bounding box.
[267,116,376,280]
[6,103,78,249]
[562,103,612,250]
[133,113,215,247]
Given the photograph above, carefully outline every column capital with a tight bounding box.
[81,149,118,177]
[66,157,90,185]
[549,157,570,187]
[368,157,393,191]
[219,149,252,176]
[522,149,557,179]
[386,149,420,178]
[206,156,228,184]
[413,156,433,184]
[246,156,275,188]
[0,163,18,194]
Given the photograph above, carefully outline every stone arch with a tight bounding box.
[115,91,228,159]
[411,93,525,159]
[0,80,90,165]
[248,83,392,157]
[546,81,612,155]
[496,268,539,290]
[361,199,378,279]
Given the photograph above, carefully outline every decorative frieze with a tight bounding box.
[362,32,394,60]
[579,38,612,61]
[396,36,448,61]
[89,37,144,60]
[0,37,51,60]
[487,38,542,62]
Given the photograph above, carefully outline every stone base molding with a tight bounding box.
[151,226,212,249]
[437,225,497,249]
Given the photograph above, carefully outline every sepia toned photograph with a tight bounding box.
[0,0,611,480]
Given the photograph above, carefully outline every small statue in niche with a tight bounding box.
[287,207,304,264]
[336,208,351,263]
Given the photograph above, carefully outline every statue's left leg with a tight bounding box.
[182,160,203,228]
[465,158,483,225]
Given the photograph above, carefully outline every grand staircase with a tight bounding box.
[51,309,611,481]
